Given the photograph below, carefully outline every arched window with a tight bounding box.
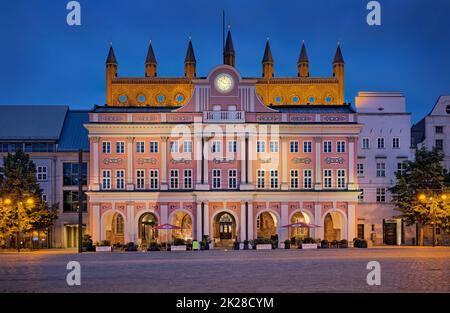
[115,214,124,234]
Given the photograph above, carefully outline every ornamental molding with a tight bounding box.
[136,158,157,165]
[213,157,235,164]
[103,158,123,165]
[292,157,312,164]
[170,158,191,164]
[324,157,345,164]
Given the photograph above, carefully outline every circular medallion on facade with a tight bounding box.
[175,94,184,103]
[308,96,315,104]
[156,94,165,104]
[292,96,300,103]
[137,94,146,103]
[274,96,282,104]
[214,73,234,93]
[325,96,333,103]
[118,94,128,103]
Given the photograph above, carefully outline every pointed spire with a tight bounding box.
[224,29,235,55]
[262,38,274,63]
[184,38,196,63]
[146,40,157,65]
[106,44,117,64]
[298,40,308,63]
[333,42,344,64]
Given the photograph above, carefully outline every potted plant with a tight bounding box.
[148,240,161,251]
[172,238,187,251]
[321,239,329,249]
[95,240,111,252]
[243,240,249,250]
[233,240,240,250]
[186,239,193,251]
[297,239,303,249]
[284,239,291,249]
[82,234,94,252]
[201,235,211,250]
[124,242,138,251]
[339,239,348,248]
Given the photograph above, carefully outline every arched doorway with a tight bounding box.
[103,212,125,245]
[324,212,345,241]
[256,211,278,240]
[170,211,193,240]
[213,212,237,247]
[138,212,158,243]
[289,211,310,240]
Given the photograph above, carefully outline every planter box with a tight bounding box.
[239,243,244,250]
[171,245,187,251]
[348,242,354,248]
[256,244,272,250]
[96,246,111,252]
[301,243,318,250]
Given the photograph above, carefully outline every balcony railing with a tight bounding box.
[203,111,245,123]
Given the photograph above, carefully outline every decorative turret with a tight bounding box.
[184,38,196,79]
[333,42,345,104]
[262,38,274,78]
[223,29,235,67]
[297,41,309,78]
[106,43,118,105]
[145,41,157,77]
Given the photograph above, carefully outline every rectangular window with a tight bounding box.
[337,169,346,189]
[136,170,145,190]
[376,162,386,177]
[170,170,179,189]
[63,163,88,186]
[362,138,370,149]
[377,137,385,149]
[211,141,221,153]
[357,163,364,178]
[303,141,312,153]
[303,169,312,189]
[116,141,125,154]
[149,170,158,190]
[270,170,279,189]
[358,189,364,202]
[323,169,332,189]
[290,141,299,153]
[323,141,332,153]
[257,170,265,189]
[256,141,266,153]
[397,162,407,176]
[376,188,386,202]
[170,141,179,153]
[63,190,87,212]
[149,141,159,153]
[228,140,237,153]
[290,170,299,189]
[116,170,125,189]
[37,166,47,181]
[102,170,111,190]
[102,141,111,154]
[435,126,443,134]
[183,169,192,189]
[183,141,192,153]
[337,141,346,153]
[357,224,365,239]
[228,169,237,189]
[136,141,145,153]
[270,141,279,153]
[392,137,400,149]
[42,194,47,202]
[212,169,221,189]
[435,139,443,151]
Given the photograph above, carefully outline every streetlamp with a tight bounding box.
[1,196,35,252]
[418,192,448,247]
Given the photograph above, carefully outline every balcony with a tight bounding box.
[203,111,245,123]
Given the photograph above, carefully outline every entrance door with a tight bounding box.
[383,222,397,245]
[219,214,233,239]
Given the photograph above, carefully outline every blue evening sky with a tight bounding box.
[0,0,449,123]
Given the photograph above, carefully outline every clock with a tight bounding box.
[214,73,234,93]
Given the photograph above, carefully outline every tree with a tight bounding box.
[390,147,450,245]
[0,150,58,250]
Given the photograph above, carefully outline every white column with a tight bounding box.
[247,134,253,185]
[126,137,134,191]
[203,140,209,185]
[195,135,202,185]
[160,136,168,190]
[315,137,322,190]
[348,137,355,190]
[280,203,289,245]
[281,136,288,190]
[160,204,168,225]
[347,204,356,241]
[240,135,246,184]
[126,203,134,243]
[248,203,254,240]
[92,204,100,242]
[314,203,324,239]
[92,137,100,191]
[196,202,202,241]
[203,202,209,237]
[240,201,246,241]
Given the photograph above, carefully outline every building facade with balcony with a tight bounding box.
[86,32,362,248]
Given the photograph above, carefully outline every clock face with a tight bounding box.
[214,73,234,93]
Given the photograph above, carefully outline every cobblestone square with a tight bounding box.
[0,247,449,293]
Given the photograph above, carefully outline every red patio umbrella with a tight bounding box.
[153,223,182,250]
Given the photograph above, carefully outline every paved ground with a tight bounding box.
[0,247,449,293]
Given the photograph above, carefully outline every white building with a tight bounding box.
[355,92,415,245]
